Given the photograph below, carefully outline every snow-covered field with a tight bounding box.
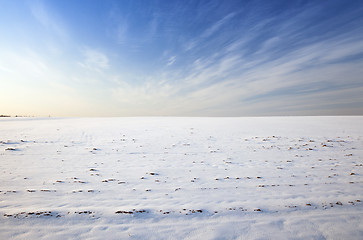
[0,116,362,239]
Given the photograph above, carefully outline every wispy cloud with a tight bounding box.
[167,56,176,66]
[78,48,109,73]
[29,0,67,38]
[0,49,48,78]
[116,22,128,44]
[0,65,13,73]
[109,2,363,116]
[0,47,88,116]
[185,12,236,52]
[201,12,235,39]
[3,1,363,117]
[109,5,129,44]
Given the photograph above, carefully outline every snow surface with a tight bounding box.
[0,116,362,239]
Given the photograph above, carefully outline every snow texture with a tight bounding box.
[0,116,362,239]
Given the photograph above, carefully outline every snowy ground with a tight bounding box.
[0,116,362,239]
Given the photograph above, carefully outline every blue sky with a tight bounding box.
[1,0,363,117]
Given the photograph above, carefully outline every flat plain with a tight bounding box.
[0,116,362,239]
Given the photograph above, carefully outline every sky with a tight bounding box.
[1,0,363,117]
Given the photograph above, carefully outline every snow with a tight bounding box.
[0,116,362,239]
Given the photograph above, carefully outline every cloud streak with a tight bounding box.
[108,2,363,116]
[78,48,109,73]
[2,0,363,117]
[167,56,176,66]
[29,0,67,38]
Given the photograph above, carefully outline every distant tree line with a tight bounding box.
[0,115,35,117]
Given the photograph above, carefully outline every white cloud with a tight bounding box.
[0,65,13,73]
[109,26,363,116]
[29,0,67,38]
[167,56,176,66]
[201,12,235,39]
[3,1,362,117]
[78,48,109,72]
[185,12,235,51]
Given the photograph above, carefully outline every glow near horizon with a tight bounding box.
[0,0,363,117]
